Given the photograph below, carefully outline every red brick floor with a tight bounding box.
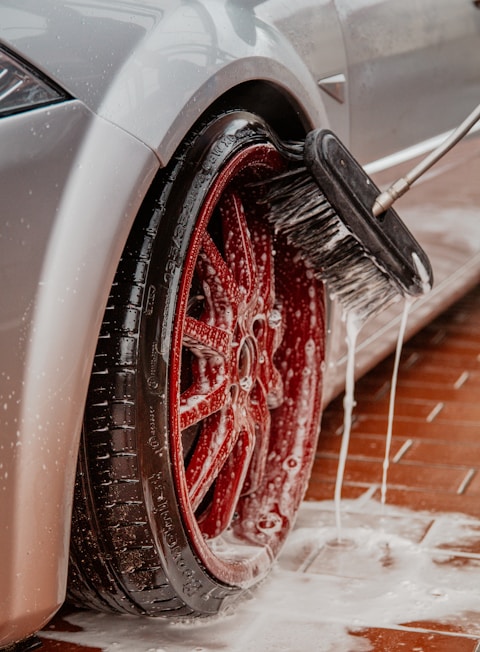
[38,285,480,651]
[305,284,480,650]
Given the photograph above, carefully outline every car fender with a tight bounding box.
[0,100,159,647]
[0,1,347,162]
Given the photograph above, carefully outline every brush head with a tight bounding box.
[303,130,433,296]
[262,130,433,323]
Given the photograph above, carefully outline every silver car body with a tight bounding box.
[1,0,480,646]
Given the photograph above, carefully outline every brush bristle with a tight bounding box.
[262,171,400,323]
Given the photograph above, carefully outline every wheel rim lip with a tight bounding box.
[169,143,324,587]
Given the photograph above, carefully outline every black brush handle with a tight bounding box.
[304,130,433,296]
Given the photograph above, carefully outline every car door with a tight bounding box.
[324,0,480,396]
[336,0,480,160]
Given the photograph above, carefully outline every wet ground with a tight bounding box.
[39,284,480,651]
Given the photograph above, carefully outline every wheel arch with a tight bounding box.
[202,80,312,140]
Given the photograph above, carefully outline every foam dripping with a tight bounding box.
[334,311,361,541]
[381,297,412,505]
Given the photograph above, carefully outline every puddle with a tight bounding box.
[423,514,480,554]
[42,498,480,652]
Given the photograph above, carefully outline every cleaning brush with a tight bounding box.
[261,129,433,324]
[372,102,480,216]
[263,101,480,323]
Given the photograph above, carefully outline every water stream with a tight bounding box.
[334,251,431,539]
[381,297,412,505]
[333,312,361,540]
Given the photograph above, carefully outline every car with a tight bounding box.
[1,0,480,648]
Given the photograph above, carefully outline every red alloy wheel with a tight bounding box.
[170,144,325,586]
[70,113,325,616]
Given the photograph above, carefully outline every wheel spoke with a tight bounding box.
[180,367,229,430]
[250,219,284,407]
[185,406,238,512]
[220,192,257,303]
[183,316,231,358]
[198,232,241,327]
[200,428,254,539]
[257,314,284,409]
[250,219,274,312]
[242,382,271,495]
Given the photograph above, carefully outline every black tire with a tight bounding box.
[68,110,325,618]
